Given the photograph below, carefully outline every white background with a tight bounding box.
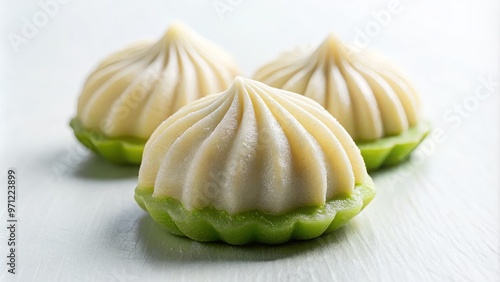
[0,0,499,281]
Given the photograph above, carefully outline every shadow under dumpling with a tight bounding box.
[134,215,356,262]
[70,154,139,180]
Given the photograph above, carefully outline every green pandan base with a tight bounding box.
[134,180,376,245]
[357,122,430,171]
[69,118,146,165]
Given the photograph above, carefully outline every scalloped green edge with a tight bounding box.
[69,118,146,165]
[357,122,430,171]
[134,180,376,245]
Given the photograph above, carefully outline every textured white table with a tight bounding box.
[1,0,498,281]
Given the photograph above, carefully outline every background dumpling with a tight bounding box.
[78,22,240,138]
[71,22,240,164]
[254,34,429,170]
[254,33,421,141]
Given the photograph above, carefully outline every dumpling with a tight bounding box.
[70,22,240,164]
[254,34,429,170]
[135,77,376,244]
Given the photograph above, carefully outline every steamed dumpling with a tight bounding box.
[135,77,375,244]
[76,22,240,139]
[137,77,371,214]
[254,34,421,142]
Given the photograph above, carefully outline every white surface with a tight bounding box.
[1,0,499,281]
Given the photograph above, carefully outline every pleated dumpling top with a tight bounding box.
[254,34,421,142]
[138,77,370,214]
[76,22,240,139]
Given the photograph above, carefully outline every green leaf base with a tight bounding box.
[69,118,146,165]
[357,122,431,171]
[134,180,376,245]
